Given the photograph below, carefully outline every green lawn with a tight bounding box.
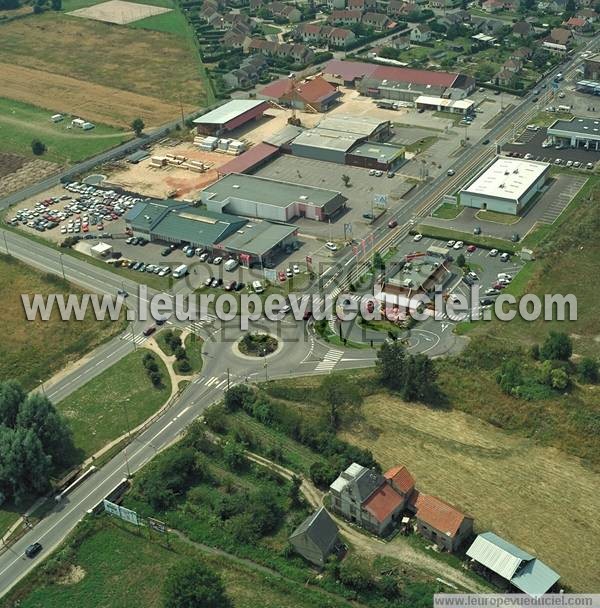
[180,333,203,375]
[432,202,463,219]
[0,97,129,164]
[404,135,438,153]
[414,225,517,252]
[475,209,520,225]
[62,0,176,12]
[2,517,352,608]
[57,349,171,459]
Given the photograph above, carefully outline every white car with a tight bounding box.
[286,267,293,278]
[213,256,223,265]
[447,169,455,176]
[325,242,338,251]
[292,264,300,274]
[488,248,499,257]
[413,233,423,242]
[453,241,464,249]
[369,169,376,176]
[446,240,455,248]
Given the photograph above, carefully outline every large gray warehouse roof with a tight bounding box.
[316,114,388,137]
[193,100,266,125]
[222,219,296,256]
[202,173,343,209]
[292,129,362,153]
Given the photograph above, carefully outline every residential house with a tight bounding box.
[327,0,347,9]
[270,1,302,23]
[495,68,517,86]
[362,11,392,30]
[347,0,378,11]
[328,27,356,48]
[503,57,523,73]
[514,46,533,59]
[543,26,572,52]
[512,20,532,37]
[249,0,265,9]
[429,0,462,8]
[393,35,411,49]
[577,8,598,22]
[439,10,471,28]
[289,507,341,567]
[223,53,269,89]
[410,23,432,42]
[223,31,247,49]
[329,9,363,24]
[471,15,507,35]
[410,492,474,552]
[387,0,405,15]
[295,22,325,43]
[330,463,407,536]
[563,16,592,31]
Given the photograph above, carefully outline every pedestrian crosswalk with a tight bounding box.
[193,375,229,390]
[315,349,344,372]
[186,315,217,334]
[121,333,147,345]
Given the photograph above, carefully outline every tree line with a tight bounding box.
[0,380,74,505]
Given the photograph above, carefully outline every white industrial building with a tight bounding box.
[547,117,600,151]
[414,96,474,115]
[459,157,550,215]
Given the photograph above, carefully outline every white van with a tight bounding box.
[497,273,512,281]
[172,264,188,279]
[252,280,264,294]
[224,259,239,272]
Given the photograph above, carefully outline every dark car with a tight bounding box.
[235,282,245,292]
[480,298,494,307]
[462,275,474,286]
[142,325,156,337]
[161,248,171,257]
[362,213,374,220]
[225,280,237,291]
[482,138,490,145]
[388,219,398,229]
[25,543,42,558]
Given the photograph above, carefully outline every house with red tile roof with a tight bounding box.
[384,465,415,497]
[260,76,341,112]
[410,492,473,552]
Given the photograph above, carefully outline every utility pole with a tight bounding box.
[226,368,230,391]
[122,398,133,478]
[39,379,47,397]
[59,252,66,281]
[2,231,8,255]
[264,360,268,382]
[130,323,137,351]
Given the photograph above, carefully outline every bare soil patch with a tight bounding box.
[0,156,61,199]
[57,564,86,585]
[69,0,171,24]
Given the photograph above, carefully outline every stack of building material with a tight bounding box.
[195,136,218,151]
[151,155,167,167]
[165,153,186,166]
[182,159,205,173]
[227,140,246,155]
[217,138,231,153]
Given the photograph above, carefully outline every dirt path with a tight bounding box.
[246,452,489,593]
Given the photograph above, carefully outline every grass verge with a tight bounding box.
[432,203,463,220]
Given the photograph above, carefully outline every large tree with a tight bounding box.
[163,561,231,608]
[376,341,407,391]
[540,331,572,362]
[320,375,360,429]
[0,380,26,428]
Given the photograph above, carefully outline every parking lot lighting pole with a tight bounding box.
[2,231,9,255]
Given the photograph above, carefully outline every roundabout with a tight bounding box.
[232,332,283,361]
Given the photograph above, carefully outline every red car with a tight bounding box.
[493,282,506,290]
[467,245,477,253]
[388,219,398,229]
[97,223,104,231]
[278,271,286,282]
[82,224,89,233]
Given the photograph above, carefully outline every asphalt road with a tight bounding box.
[1,34,599,599]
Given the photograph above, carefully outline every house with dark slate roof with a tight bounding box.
[289,507,341,567]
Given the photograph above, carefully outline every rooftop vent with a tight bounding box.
[232,184,240,189]
[299,195,308,200]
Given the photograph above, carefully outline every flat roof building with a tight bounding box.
[460,157,550,215]
[415,95,475,115]
[345,141,405,171]
[193,100,270,136]
[200,173,347,222]
[125,198,297,265]
[547,116,600,150]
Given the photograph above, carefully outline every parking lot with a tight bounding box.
[503,127,600,167]
[253,155,415,241]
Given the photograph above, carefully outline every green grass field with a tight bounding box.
[0,97,129,164]
[0,253,124,390]
[2,517,353,608]
[57,349,171,458]
[475,209,520,224]
[180,333,203,374]
[432,202,463,219]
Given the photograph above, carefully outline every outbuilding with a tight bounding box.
[193,100,270,136]
[289,507,341,567]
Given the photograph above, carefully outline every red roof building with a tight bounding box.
[384,465,416,496]
[362,484,405,525]
[260,76,340,112]
[218,143,280,176]
[412,493,474,552]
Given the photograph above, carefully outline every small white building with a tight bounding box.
[460,157,550,215]
[71,118,86,128]
[415,96,475,115]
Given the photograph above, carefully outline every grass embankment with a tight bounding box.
[413,225,517,252]
[0,253,124,390]
[0,517,353,608]
[57,349,171,458]
[260,372,600,592]
[0,97,129,164]
[475,209,520,225]
[404,135,438,153]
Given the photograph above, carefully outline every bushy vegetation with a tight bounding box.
[217,384,378,488]
[143,352,165,388]
[0,380,74,505]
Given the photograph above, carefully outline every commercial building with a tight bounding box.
[290,114,396,165]
[193,100,270,136]
[575,80,600,96]
[459,157,550,215]
[125,199,297,266]
[547,116,600,151]
[218,143,280,176]
[467,532,560,597]
[258,76,341,112]
[200,173,347,222]
[322,60,476,101]
[415,95,475,115]
[345,141,405,171]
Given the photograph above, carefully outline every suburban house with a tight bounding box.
[347,0,378,10]
[512,20,532,37]
[223,54,268,90]
[223,31,246,49]
[269,1,302,23]
[543,27,572,52]
[496,68,517,87]
[259,75,341,111]
[410,23,432,42]
[388,0,419,15]
[329,463,407,536]
[295,23,324,43]
[410,492,474,552]
[563,16,592,31]
[467,532,560,597]
[289,507,341,567]
[393,35,411,50]
[362,11,392,30]
[328,27,357,48]
[329,9,363,24]
[502,58,523,73]
[577,8,598,22]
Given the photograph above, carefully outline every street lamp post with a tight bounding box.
[2,231,8,255]
[130,323,137,352]
[122,397,133,478]
[59,253,66,281]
